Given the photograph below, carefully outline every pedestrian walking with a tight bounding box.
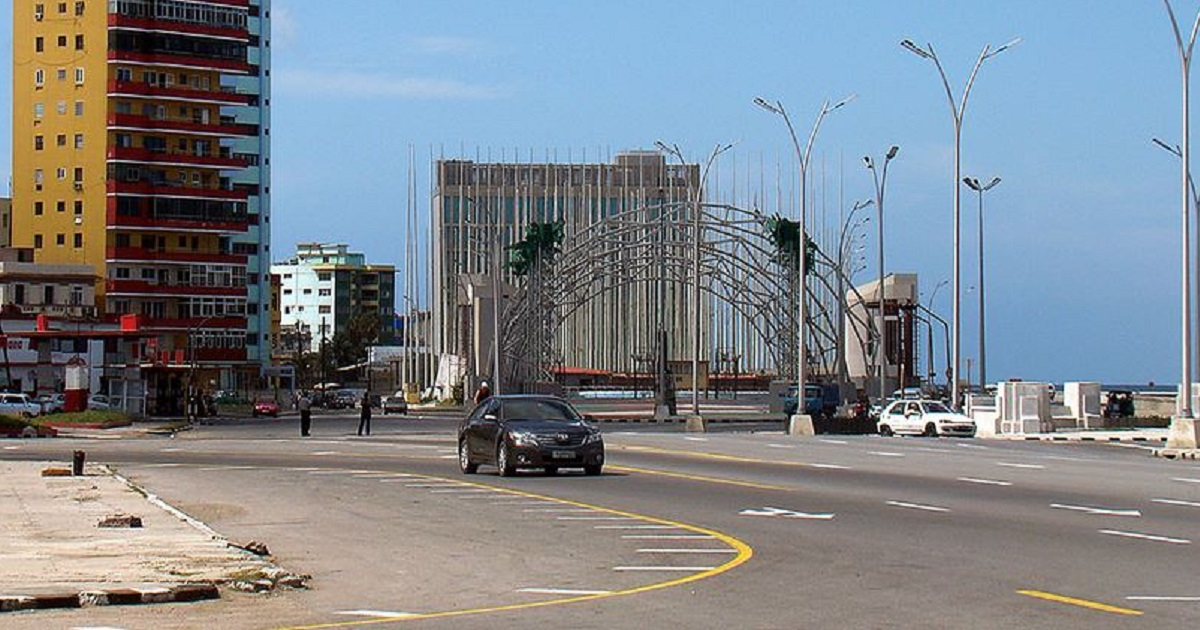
[357,392,372,436]
[298,393,312,437]
[473,380,492,405]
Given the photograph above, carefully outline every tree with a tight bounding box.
[764,214,816,274]
[330,312,381,369]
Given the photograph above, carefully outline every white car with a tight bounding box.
[88,394,112,410]
[877,399,975,438]
[0,393,42,418]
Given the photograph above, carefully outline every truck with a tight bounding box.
[782,383,840,419]
[380,391,408,415]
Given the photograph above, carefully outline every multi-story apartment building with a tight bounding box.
[432,151,702,381]
[0,247,96,318]
[10,0,271,399]
[1,198,11,246]
[272,243,396,355]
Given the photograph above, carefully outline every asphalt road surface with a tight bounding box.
[2,412,1197,629]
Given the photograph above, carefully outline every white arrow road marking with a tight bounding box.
[886,501,950,513]
[738,506,835,520]
[957,477,1012,486]
[517,588,612,595]
[1126,596,1200,601]
[1051,504,1141,517]
[335,610,415,618]
[1099,530,1191,545]
[1152,498,1200,508]
[870,451,905,457]
[996,462,1045,469]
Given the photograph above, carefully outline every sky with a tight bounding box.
[2,1,1197,385]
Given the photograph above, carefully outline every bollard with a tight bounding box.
[72,450,86,476]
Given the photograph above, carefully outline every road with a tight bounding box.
[2,411,1197,628]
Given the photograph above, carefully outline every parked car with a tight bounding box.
[783,383,839,418]
[877,399,975,438]
[34,393,65,414]
[458,395,604,477]
[252,399,281,417]
[0,393,42,418]
[88,394,112,410]
[381,391,408,415]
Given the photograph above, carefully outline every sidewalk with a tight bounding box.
[0,460,293,612]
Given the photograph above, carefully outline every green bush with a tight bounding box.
[0,414,32,430]
[36,410,132,428]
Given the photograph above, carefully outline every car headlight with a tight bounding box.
[508,431,538,446]
[583,431,602,445]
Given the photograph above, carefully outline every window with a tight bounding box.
[58,2,66,13]
[34,201,44,216]
[56,200,65,213]
[34,235,43,249]
[319,305,331,314]
[75,1,84,16]
[56,234,65,246]
[74,133,83,149]
[115,267,130,279]
[74,101,84,116]
[74,200,83,215]
[56,168,66,180]
[318,288,331,297]
[75,35,84,50]
[73,167,83,183]
[34,69,44,87]
[34,102,44,118]
[56,101,67,115]
[35,37,43,53]
[34,135,44,150]
[177,236,187,248]
[34,4,44,19]
[302,288,312,295]
[74,67,84,85]
[56,134,66,147]
[115,67,132,82]
[74,233,83,248]
[114,234,130,248]
[57,35,67,48]
[318,272,331,282]
[57,68,67,81]
[33,170,44,185]
[44,285,55,305]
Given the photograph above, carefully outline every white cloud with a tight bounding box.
[408,36,485,56]
[275,69,506,100]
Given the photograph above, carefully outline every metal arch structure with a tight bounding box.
[494,198,875,388]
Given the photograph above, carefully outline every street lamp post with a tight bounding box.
[655,141,734,419]
[1162,1,1200,439]
[901,37,1019,409]
[755,94,854,433]
[926,279,949,388]
[837,200,872,387]
[865,146,899,402]
[963,176,1001,394]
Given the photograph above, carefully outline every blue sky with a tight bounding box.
[2,1,1196,384]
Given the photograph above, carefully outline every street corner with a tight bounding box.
[0,584,220,613]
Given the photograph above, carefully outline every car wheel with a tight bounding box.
[496,442,516,477]
[924,422,938,437]
[879,424,893,437]
[459,441,478,474]
[544,466,558,476]
[584,464,603,476]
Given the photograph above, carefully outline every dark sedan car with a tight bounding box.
[458,395,604,477]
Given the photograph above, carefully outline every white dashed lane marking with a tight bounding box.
[594,525,679,530]
[1099,530,1191,545]
[819,439,848,445]
[517,587,612,595]
[996,462,1045,470]
[635,548,737,554]
[739,507,835,520]
[523,508,596,513]
[886,501,950,513]
[613,566,717,572]
[1171,477,1200,484]
[1051,504,1141,517]
[957,477,1012,486]
[558,516,637,521]
[870,451,905,458]
[1152,498,1200,508]
[766,443,794,449]
[621,535,714,540]
[809,463,850,470]
[1126,596,1200,601]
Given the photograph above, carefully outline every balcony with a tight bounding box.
[108,80,253,106]
[108,50,252,75]
[108,113,257,138]
[192,347,247,362]
[106,279,247,298]
[141,316,246,331]
[107,180,249,201]
[107,147,250,170]
[106,247,248,265]
[108,14,249,42]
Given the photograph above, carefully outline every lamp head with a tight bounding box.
[962,177,981,191]
[753,97,782,115]
[901,39,932,59]
[886,145,900,160]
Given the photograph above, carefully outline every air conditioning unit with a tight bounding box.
[34,11,43,21]
[73,181,83,191]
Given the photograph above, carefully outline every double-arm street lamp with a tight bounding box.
[837,200,872,385]
[865,146,899,402]
[963,176,1001,394]
[901,36,1019,408]
[754,94,854,430]
[1163,0,1200,430]
[655,140,735,417]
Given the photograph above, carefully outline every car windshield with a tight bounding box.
[501,399,581,423]
[924,402,952,413]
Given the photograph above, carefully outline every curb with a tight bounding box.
[1018,435,1167,443]
[592,417,783,424]
[0,584,218,612]
[1154,449,1200,460]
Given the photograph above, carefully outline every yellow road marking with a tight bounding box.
[273,480,752,629]
[1017,590,1142,616]
[608,464,792,491]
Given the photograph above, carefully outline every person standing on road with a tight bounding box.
[298,393,312,437]
[357,392,372,436]
[473,380,492,405]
